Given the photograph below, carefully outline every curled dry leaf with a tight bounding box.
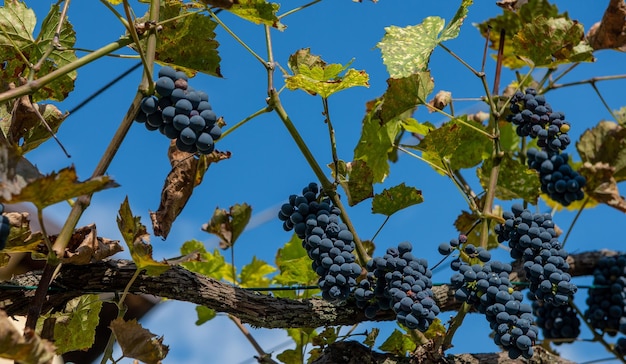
[0,310,56,364]
[586,0,626,51]
[427,90,452,112]
[579,161,626,213]
[150,141,231,239]
[109,318,168,364]
[56,224,123,265]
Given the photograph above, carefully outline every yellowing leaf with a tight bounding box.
[378,328,416,356]
[5,166,119,210]
[49,295,103,354]
[273,234,318,298]
[117,197,170,276]
[180,240,234,282]
[106,0,122,4]
[227,0,285,30]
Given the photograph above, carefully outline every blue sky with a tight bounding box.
[9,1,626,363]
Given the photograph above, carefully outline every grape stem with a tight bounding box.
[278,0,323,19]
[208,9,267,67]
[229,314,279,364]
[561,195,590,249]
[442,301,471,350]
[32,0,71,73]
[322,97,340,184]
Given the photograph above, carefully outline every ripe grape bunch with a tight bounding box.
[134,66,221,154]
[584,255,626,336]
[530,294,581,345]
[354,242,440,332]
[278,183,361,301]
[495,204,577,306]
[527,149,586,206]
[439,236,538,359]
[507,88,571,153]
[0,203,9,250]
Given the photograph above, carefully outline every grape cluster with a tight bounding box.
[439,238,538,359]
[507,88,571,153]
[279,183,361,301]
[134,66,221,154]
[616,337,626,356]
[0,204,9,250]
[355,242,440,332]
[584,255,626,336]
[527,149,586,206]
[495,204,577,305]
[530,294,580,345]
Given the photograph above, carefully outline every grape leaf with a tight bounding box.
[423,318,446,340]
[378,328,416,356]
[377,17,444,78]
[227,0,285,30]
[330,159,374,206]
[615,107,626,127]
[577,121,626,182]
[0,138,42,202]
[417,116,491,172]
[239,256,276,288]
[48,295,103,354]
[401,118,434,135]
[117,197,170,276]
[0,310,56,364]
[372,183,423,216]
[109,318,168,364]
[273,233,319,298]
[194,305,216,326]
[106,0,122,4]
[285,49,369,98]
[477,153,540,203]
[277,328,317,364]
[475,0,564,68]
[143,2,221,77]
[4,166,119,210]
[180,240,234,282]
[379,72,434,124]
[353,99,403,183]
[363,328,379,348]
[514,17,593,67]
[454,210,500,250]
[201,203,252,249]
[578,162,626,213]
[439,0,474,41]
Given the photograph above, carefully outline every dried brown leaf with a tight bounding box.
[58,224,123,264]
[0,310,56,364]
[109,318,168,364]
[579,161,626,212]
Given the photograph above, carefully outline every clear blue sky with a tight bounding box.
[12,1,626,363]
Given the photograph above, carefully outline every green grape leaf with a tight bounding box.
[577,121,626,182]
[285,49,369,98]
[49,294,103,354]
[378,328,416,356]
[477,153,540,203]
[227,0,285,30]
[379,72,434,124]
[353,99,403,183]
[454,210,500,250]
[109,318,169,364]
[417,116,491,172]
[201,203,252,249]
[312,327,339,347]
[277,328,317,364]
[377,17,444,78]
[498,121,521,153]
[0,2,76,101]
[180,240,234,282]
[194,305,216,326]
[475,0,565,68]
[117,197,170,276]
[423,318,446,340]
[363,328,380,348]
[330,159,374,206]
[239,256,276,288]
[0,310,56,364]
[4,166,119,210]
[514,17,593,67]
[145,2,221,77]
[273,233,319,298]
[439,0,474,41]
[371,183,423,216]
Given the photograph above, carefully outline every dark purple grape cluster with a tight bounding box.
[527,149,586,206]
[355,242,440,332]
[616,337,626,356]
[584,255,626,336]
[495,204,577,306]
[507,88,571,153]
[0,204,9,250]
[439,238,538,359]
[134,66,221,154]
[530,294,580,345]
[279,183,361,302]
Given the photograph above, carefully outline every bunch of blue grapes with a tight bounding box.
[354,242,440,332]
[527,149,586,206]
[616,337,626,356]
[495,204,577,306]
[507,88,571,153]
[278,183,361,301]
[134,66,221,154]
[0,204,9,250]
[584,255,626,336]
[439,236,538,359]
[530,294,580,345]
